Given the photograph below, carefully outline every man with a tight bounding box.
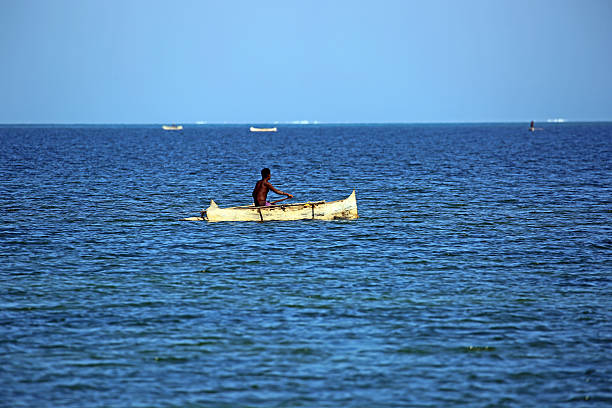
[252,168,293,207]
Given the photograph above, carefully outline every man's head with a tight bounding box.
[261,168,271,179]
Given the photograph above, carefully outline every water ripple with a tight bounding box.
[1,124,611,407]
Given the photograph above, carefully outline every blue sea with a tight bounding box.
[1,123,611,407]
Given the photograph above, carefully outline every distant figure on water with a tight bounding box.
[252,168,293,207]
[529,121,535,132]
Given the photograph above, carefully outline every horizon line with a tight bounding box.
[2,119,611,126]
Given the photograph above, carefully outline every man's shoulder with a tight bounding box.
[254,180,268,189]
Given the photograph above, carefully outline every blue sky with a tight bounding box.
[1,0,611,123]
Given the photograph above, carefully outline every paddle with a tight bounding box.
[270,196,293,205]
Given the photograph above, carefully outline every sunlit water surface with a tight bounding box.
[1,124,611,407]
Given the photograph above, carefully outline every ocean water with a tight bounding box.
[1,123,611,407]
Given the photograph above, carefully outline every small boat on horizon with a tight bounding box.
[250,126,277,132]
[182,190,358,222]
[162,125,183,130]
[529,121,542,132]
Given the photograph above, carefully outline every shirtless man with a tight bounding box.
[252,168,293,207]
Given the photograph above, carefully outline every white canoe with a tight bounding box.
[162,125,183,130]
[183,190,358,222]
[250,126,277,132]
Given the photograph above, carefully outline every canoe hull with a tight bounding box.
[204,190,358,222]
[250,127,277,132]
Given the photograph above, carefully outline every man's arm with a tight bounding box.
[265,181,293,198]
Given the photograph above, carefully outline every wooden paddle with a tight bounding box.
[270,196,293,205]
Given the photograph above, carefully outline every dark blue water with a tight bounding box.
[1,123,611,407]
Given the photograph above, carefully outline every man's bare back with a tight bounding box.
[252,168,292,207]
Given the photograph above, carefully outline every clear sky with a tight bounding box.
[1,0,611,124]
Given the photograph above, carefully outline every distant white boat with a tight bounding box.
[162,125,183,130]
[250,126,277,132]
